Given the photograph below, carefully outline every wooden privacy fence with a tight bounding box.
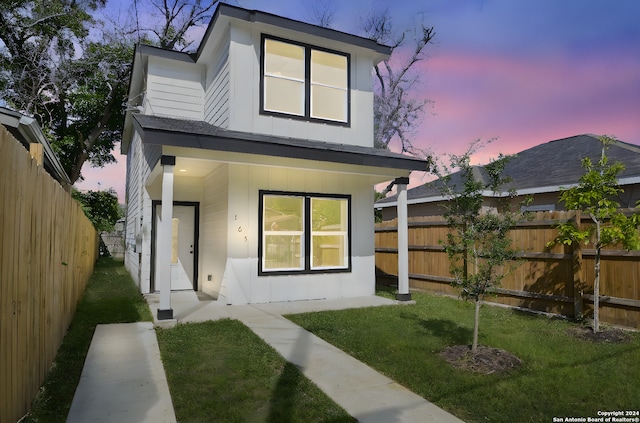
[0,126,98,423]
[375,211,640,330]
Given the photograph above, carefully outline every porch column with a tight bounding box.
[395,177,411,301]
[157,155,175,320]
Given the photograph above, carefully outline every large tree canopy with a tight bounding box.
[0,0,132,184]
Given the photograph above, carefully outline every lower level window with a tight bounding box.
[260,191,350,274]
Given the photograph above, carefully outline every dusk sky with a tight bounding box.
[76,0,640,200]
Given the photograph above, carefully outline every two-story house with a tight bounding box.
[122,4,429,319]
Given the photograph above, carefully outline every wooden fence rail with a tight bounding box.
[0,126,98,423]
[375,212,640,330]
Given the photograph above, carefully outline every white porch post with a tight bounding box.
[157,155,175,320]
[395,177,412,301]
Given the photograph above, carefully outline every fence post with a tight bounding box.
[572,210,584,320]
[29,143,43,166]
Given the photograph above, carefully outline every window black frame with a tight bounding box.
[258,190,352,276]
[260,34,351,127]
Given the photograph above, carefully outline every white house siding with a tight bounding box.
[225,21,376,148]
[124,135,158,293]
[146,57,205,120]
[220,163,376,305]
[200,164,229,300]
[204,38,230,128]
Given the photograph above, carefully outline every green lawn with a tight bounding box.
[25,258,639,423]
[25,258,153,422]
[286,290,640,423]
[25,258,353,423]
[157,320,355,423]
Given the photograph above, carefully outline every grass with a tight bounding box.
[24,258,354,423]
[156,320,355,423]
[286,289,640,423]
[25,257,153,422]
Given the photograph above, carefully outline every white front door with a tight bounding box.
[155,204,196,290]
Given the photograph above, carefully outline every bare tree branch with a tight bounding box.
[362,8,435,155]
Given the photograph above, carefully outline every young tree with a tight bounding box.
[437,141,529,352]
[550,136,640,333]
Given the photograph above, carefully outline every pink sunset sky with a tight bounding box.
[76,0,640,201]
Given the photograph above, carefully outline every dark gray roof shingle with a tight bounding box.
[378,134,640,204]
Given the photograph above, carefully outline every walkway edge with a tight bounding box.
[66,322,177,423]
[236,312,465,423]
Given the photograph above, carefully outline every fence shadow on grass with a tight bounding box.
[399,312,473,346]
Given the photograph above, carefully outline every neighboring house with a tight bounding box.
[377,134,640,220]
[0,106,72,190]
[121,4,428,318]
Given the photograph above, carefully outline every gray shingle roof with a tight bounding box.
[378,134,640,204]
[133,114,430,171]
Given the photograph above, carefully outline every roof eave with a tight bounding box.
[132,116,428,172]
[197,3,391,61]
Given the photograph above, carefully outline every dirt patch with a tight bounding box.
[567,326,631,343]
[439,345,522,374]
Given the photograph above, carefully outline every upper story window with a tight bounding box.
[261,35,350,125]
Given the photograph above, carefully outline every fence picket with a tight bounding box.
[0,126,98,422]
[376,211,640,329]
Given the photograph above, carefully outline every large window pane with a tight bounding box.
[264,39,305,116]
[311,50,347,122]
[263,195,304,271]
[311,198,348,269]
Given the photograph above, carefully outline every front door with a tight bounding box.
[154,203,198,291]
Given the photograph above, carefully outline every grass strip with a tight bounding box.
[287,290,640,423]
[156,319,356,423]
[25,258,153,422]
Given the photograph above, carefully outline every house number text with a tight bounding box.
[235,215,247,242]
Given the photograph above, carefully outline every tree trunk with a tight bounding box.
[593,245,601,333]
[472,298,480,353]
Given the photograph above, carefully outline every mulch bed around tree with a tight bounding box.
[439,345,522,374]
[567,326,631,343]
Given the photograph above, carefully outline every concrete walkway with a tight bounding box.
[68,293,463,422]
[66,322,176,423]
